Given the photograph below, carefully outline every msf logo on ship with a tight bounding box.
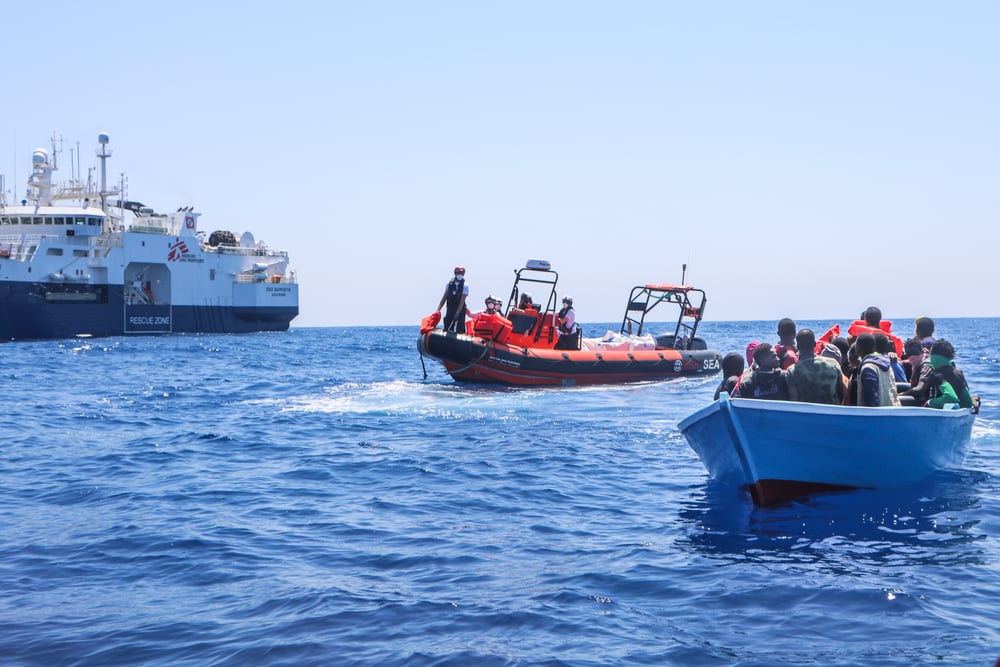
[168,238,189,261]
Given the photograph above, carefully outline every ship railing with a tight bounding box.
[207,245,290,259]
[0,234,44,261]
[233,272,297,284]
[91,234,125,252]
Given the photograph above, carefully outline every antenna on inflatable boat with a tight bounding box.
[681,263,687,285]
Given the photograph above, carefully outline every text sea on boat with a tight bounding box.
[0,134,298,340]
[418,260,723,386]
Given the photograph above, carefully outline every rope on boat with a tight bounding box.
[418,333,430,379]
[418,331,495,379]
[447,337,495,376]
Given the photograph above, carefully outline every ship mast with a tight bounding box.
[96,133,112,213]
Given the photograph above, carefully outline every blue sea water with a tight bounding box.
[1,318,998,666]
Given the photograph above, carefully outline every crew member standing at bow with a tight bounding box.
[437,266,469,332]
[554,295,581,350]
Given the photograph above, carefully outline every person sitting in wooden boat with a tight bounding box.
[734,341,760,387]
[924,339,975,410]
[437,266,469,333]
[855,333,901,407]
[848,306,904,356]
[875,332,908,383]
[830,336,851,376]
[774,318,799,370]
[554,295,581,350]
[714,352,745,400]
[901,337,926,386]
[914,316,936,349]
[785,329,845,405]
[731,343,790,401]
[900,336,939,404]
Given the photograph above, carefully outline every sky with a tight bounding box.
[3,2,998,327]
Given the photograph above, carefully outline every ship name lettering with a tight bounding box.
[129,316,171,325]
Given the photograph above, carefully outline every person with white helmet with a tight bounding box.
[554,295,581,350]
[437,266,469,332]
[470,294,502,318]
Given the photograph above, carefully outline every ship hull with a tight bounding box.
[0,280,297,340]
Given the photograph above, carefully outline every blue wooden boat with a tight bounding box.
[678,395,977,505]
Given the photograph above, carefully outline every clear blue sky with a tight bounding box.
[4,2,997,326]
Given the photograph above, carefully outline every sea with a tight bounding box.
[1,318,997,666]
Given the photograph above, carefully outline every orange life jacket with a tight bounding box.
[847,320,903,356]
[421,311,442,334]
[470,312,511,343]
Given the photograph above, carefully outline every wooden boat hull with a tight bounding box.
[419,329,722,386]
[678,396,975,505]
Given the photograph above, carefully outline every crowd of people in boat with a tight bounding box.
[715,307,976,411]
[434,265,581,349]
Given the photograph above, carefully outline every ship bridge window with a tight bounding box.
[88,217,100,226]
[47,248,64,256]
[73,249,88,257]
[0,217,8,224]
[53,217,65,225]
[33,217,42,225]
[74,217,85,225]
[44,217,54,224]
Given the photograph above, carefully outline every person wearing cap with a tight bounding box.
[437,266,469,332]
[785,329,845,405]
[554,295,580,350]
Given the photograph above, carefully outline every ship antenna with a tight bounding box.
[681,263,687,285]
[96,132,112,213]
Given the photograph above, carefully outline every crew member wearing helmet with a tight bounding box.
[471,295,502,317]
[510,291,538,335]
[437,266,469,332]
[469,295,512,342]
[554,295,581,350]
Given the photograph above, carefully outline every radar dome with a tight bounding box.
[32,149,49,164]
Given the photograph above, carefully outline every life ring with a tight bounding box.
[184,215,195,229]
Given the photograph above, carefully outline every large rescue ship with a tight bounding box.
[0,134,298,340]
